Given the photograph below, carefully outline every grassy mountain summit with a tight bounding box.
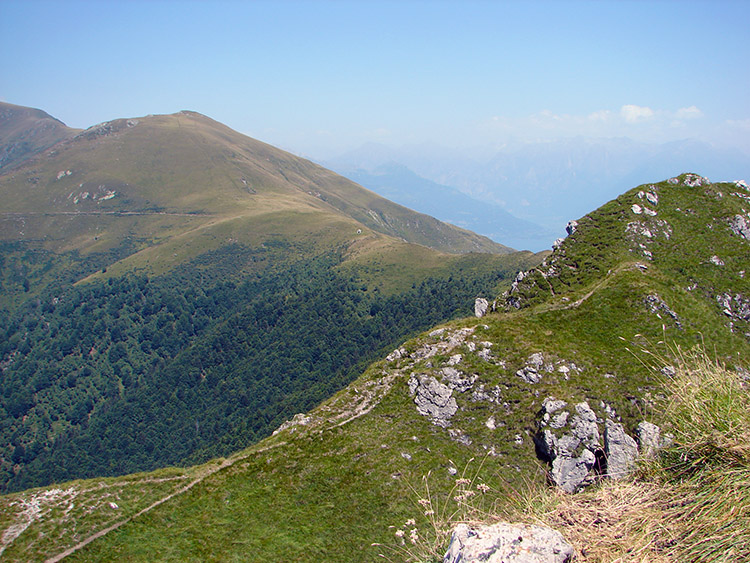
[0,108,508,265]
[0,102,79,170]
[0,173,746,561]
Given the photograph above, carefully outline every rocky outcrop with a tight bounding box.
[408,374,458,427]
[443,522,573,563]
[644,293,682,329]
[537,401,601,493]
[537,398,666,492]
[474,297,490,318]
[729,214,750,241]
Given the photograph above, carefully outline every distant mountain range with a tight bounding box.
[330,163,553,252]
[326,137,750,250]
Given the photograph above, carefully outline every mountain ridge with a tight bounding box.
[0,173,747,561]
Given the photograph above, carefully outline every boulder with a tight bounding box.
[604,419,638,479]
[637,421,662,458]
[536,401,601,493]
[408,375,457,426]
[443,522,573,563]
[551,449,597,493]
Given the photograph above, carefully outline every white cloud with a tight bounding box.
[675,106,703,120]
[588,110,612,122]
[621,104,655,123]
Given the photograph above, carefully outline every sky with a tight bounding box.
[2,0,749,159]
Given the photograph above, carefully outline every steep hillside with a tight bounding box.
[1,174,746,561]
[0,109,507,266]
[0,106,537,494]
[0,102,78,170]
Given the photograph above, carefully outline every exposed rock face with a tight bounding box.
[443,522,573,563]
[474,297,490,318]
[604,419,638,479]
[408,375,458,427]
[729,214,750,241]
[537,401,601,493]
[272,413,312,436]
[536,399,669,492]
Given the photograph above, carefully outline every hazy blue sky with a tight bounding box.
[2,0,749,158]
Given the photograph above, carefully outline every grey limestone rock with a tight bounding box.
[537,401,601,493]
[637,421,662,458]
[551,449,597,494]
[605,419,638,479]
[408,374,457,427]
[475,297,490,318]
[443,522,573,563]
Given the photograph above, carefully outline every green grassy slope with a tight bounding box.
[1,174,746,561]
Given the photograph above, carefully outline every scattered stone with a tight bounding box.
[735,180,749,191]
[443,522,574,563]
[401,452,412,461]
[646,191,659,205]
[604,419,638,479]
[449,429,473,445]
[710,255,725,266]
[631,204,643,215]
[644,294,682,328]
